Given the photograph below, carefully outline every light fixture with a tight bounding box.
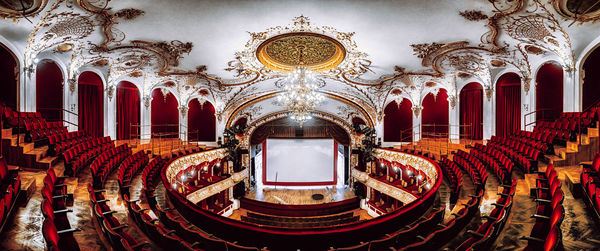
[277,67,324,127]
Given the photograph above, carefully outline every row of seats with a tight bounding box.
[488,136,540,173]
[48,131,90,156]
[0,157,20,233]
[511,130,554,154]
[142,156,169,209]
[471,143,514,183]
[535,118,580,143]
[90,144,131,189]
[155,204,263,250]
[1,105,43,129]
[453,150,488,191]
[398,190,484,251]
[336,207,445,250]
[455,179,517,250]
[521,164,564,250]
[581,153,600,220]
[62,136,113,176]
[117,151,149,197]
[42,168,80,251]
[124,195,203,250]
[88,184,151,251]
[439,158,462,200]
[25,121,67,145]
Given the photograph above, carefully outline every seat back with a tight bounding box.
[544,226,563,251]
[42,218,60,249]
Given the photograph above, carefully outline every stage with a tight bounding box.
[245,186,356,205]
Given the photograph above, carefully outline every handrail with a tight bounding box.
[524,108,552,128]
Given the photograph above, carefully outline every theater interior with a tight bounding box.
[1,0,600,250]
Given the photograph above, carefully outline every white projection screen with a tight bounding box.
[263,138,337,186]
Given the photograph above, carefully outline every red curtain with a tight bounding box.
[536,62,563,120]
[117,81,140,140]
[422,89,449,138]
[496,73,521,138]
[78,71,104,138]
[188,99,216,141]
[583,47,600,109]
[384,99,413,142]
[460,82,483,140]
[36,60,63,121]
[151,88,179,138]
[0,43,18,110]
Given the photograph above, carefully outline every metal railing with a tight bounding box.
[524,108,552,129]
[126,123,204,156]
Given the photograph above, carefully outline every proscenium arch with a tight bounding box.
[242,110,356,149]
[225,92,374,128]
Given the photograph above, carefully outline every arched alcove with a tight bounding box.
[536,62,563,120]
[151,88,179,138]
[460,82,483,140]
[36,60,63,121]
[422,89,449,138]
[0,43,18,109]
[188,99,216,142]
[116,81,140,140]
[583,46,600,109]
[78,71,104,138]
[384,99,413,142]
[496,72,521,137]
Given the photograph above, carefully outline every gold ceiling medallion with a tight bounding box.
[256,32,346,73]
[226,15,370,83]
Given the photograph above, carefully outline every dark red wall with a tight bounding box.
[151,88,179,138]
[36,60,63,121]
[422,89,449,138]
[496,73,521,137]
[0,43,18,109]
[536,62,563,120]
[384,99,413,142]
[188,99,216,142]
[583,46,600,109]
[460,82,483,140]
[78,71,104,138]
[116,81,140,140]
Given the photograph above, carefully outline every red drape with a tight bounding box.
[36,60,63,121]
[188,99,216,141]
[0,43,18,110]
[117,81,140,140]
[384,99,413,142]
[460,82,483,140]
[78,71,104,138]
[496,73,521,138]
[583,47,600,109]
[536,62,563,120]
[151,88,179,138]
[422,89,449,138]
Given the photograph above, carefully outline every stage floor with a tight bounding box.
[245,186,356,205]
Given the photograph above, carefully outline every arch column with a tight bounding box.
[412,107,422,142]
[564,69,578,112]
[523,79,535,132]
[449,98,459,140]
[179,106,188,142]
[105,86,116,139]
[141,95,152,139]
[483,89,494,140]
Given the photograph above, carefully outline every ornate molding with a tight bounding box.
[351,168,418,204]
[186,169,249,204]
[165,149,227,185]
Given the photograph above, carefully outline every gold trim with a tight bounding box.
[256,32,346,73]
[225,92,374,128]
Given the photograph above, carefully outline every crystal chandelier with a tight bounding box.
[277,67,324,126]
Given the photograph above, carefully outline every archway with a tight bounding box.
[460,82,483,140]
[151,88,179,138]
[583,46,600,109]
[384,99,413,142]
[0,43,18,109]
[536,62,563,120]
[36,60,63,121]
[422,89,449,138]
[78,71,104,138]
[188,99,216,142]
[116,81,140,140]
[496,73,521,137]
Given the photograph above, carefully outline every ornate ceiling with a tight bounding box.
[1,0,600,129]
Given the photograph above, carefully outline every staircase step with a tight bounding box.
[547,155,564,165]
[589,127,599,138]
[37,156,59,169]
[566,141,579,152]
[1,128,11,138]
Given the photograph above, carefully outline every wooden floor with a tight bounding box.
[245,187,356,205]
